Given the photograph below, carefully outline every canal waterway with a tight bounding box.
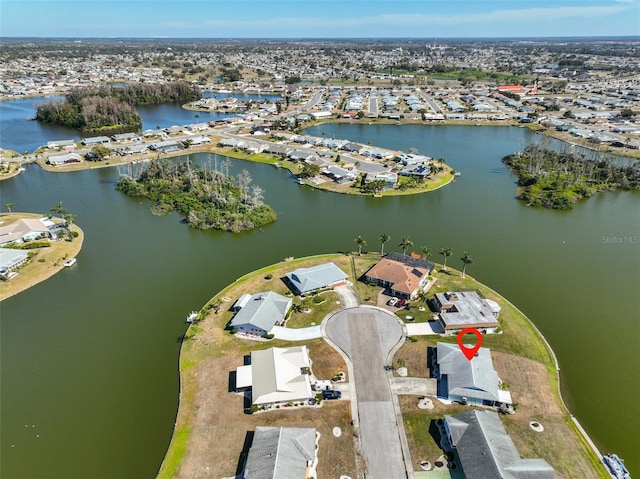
[1,122,638,478]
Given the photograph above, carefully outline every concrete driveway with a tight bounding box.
[324,306,410,479]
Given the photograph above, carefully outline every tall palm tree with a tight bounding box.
[379,234,390,256]
[439,247,453,270]
[50,201,68,218]
[3,203,15,214]
[354,235,367,256]
[460,251,474,278]
[399,236,413,256]
[421,246,432,259]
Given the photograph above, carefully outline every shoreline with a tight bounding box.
[0,213,84,302]
[157,253,609,479]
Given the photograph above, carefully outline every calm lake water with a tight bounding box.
[1,122,639,478]
[0,97,236,153]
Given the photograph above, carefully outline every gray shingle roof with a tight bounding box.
[245,426,316,479]
[229,291,291,333]
[445,410,556,479]
[437,342,502,403]
[286,262,347,295]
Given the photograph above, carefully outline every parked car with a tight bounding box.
[387,297,399,307]
[396,298,407,308]
[322,389,342,400]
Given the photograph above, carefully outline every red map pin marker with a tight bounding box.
[457,327,483,361]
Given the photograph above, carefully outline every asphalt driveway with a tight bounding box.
[324,306,409,479]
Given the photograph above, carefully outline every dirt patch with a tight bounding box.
[175,353,356,479]
[393,340,430,378]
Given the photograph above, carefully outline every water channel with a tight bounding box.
[1,117,638,477]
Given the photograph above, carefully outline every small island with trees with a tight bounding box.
[35,81,200,135]
[503,144,640,209]
[115,157,277,232]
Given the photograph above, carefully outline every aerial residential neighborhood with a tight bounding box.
[1,13,638,479]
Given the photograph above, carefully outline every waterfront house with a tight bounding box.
[444,410,556,479]
[218,138,244,148]
[363,252,434,299]
[244,427,317,479]
[285,262,348,296]
[236,346,313,407]
[0,217,53,246]
[81,136,110,146]
[48,152,82,166]
[323,165,357,184]
[46,139,76,150]
[399,164,431,179]
[111,132,140,143]
[228,291,292,337]
[434,342,511,407]
[434,291,501,333]
[0,248,29,279]
[148,140,180,154]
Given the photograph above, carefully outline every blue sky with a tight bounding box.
[1,0,639,38]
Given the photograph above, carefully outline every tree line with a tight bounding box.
[503,144,640,209]
[116,156,276,233]
[35,81,200,134]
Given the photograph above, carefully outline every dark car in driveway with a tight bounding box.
[322,389,342,400]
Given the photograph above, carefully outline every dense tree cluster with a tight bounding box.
[116,157,276,232]
[503,144,640,209]
[35,81,200,133]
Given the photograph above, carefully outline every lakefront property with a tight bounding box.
[158,252,608,479]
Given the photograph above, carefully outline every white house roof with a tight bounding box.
[244,426,316,479]
[437,342,507,404]
[229,291,291,333]
[445,410,556,479]
[251,346,312,405]
[0,218,51,245]
[285,262,348,295]
[0,248,29,272]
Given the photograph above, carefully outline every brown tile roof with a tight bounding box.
[365,258,429,295]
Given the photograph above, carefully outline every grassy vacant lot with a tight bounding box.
[0,213,83,301]
[158,254,360,479]
[395,266,606,479]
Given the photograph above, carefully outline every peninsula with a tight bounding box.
[157,249,608,479]
[0,212,83,301]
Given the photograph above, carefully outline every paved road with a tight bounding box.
[325,307,409,479]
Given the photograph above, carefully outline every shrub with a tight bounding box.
[250,405,259,413]
[262,333,275,340]
[71,231,79,238]
[264,273,273,280]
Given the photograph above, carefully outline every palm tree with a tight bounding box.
[439,247,453,270]
[379,234,390,256]
[460,251,474,278]
[421,246,432,259]
[3,203,15,214]
[50,201,68,218]
[354,235,367,256]
[399,236,413,256]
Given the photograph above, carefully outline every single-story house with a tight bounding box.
[0,218,53,246]
[46,139,76,150]
[285,262,348,296]
[116,144,148,156]
[323,165,357,184]
[263,144,293,156]
[81,136,110,146]
[218,138,244,148]
[149,140,180,154]
[434,291,501,333]
[435,342,511,407]
[288,150,317,162]
[236,346,313,407]
[341,142,366,154]
[363,252,434,299]
[399,164,431,178]
[444,410,556,479]
[228,291,292,336]
[184,135,210,146]
[310,111,333,120]
[48,152,82,166]
[397,153,431,165]
[0,248,30,279]
[111,132,140,143]
[244,427,317,479]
